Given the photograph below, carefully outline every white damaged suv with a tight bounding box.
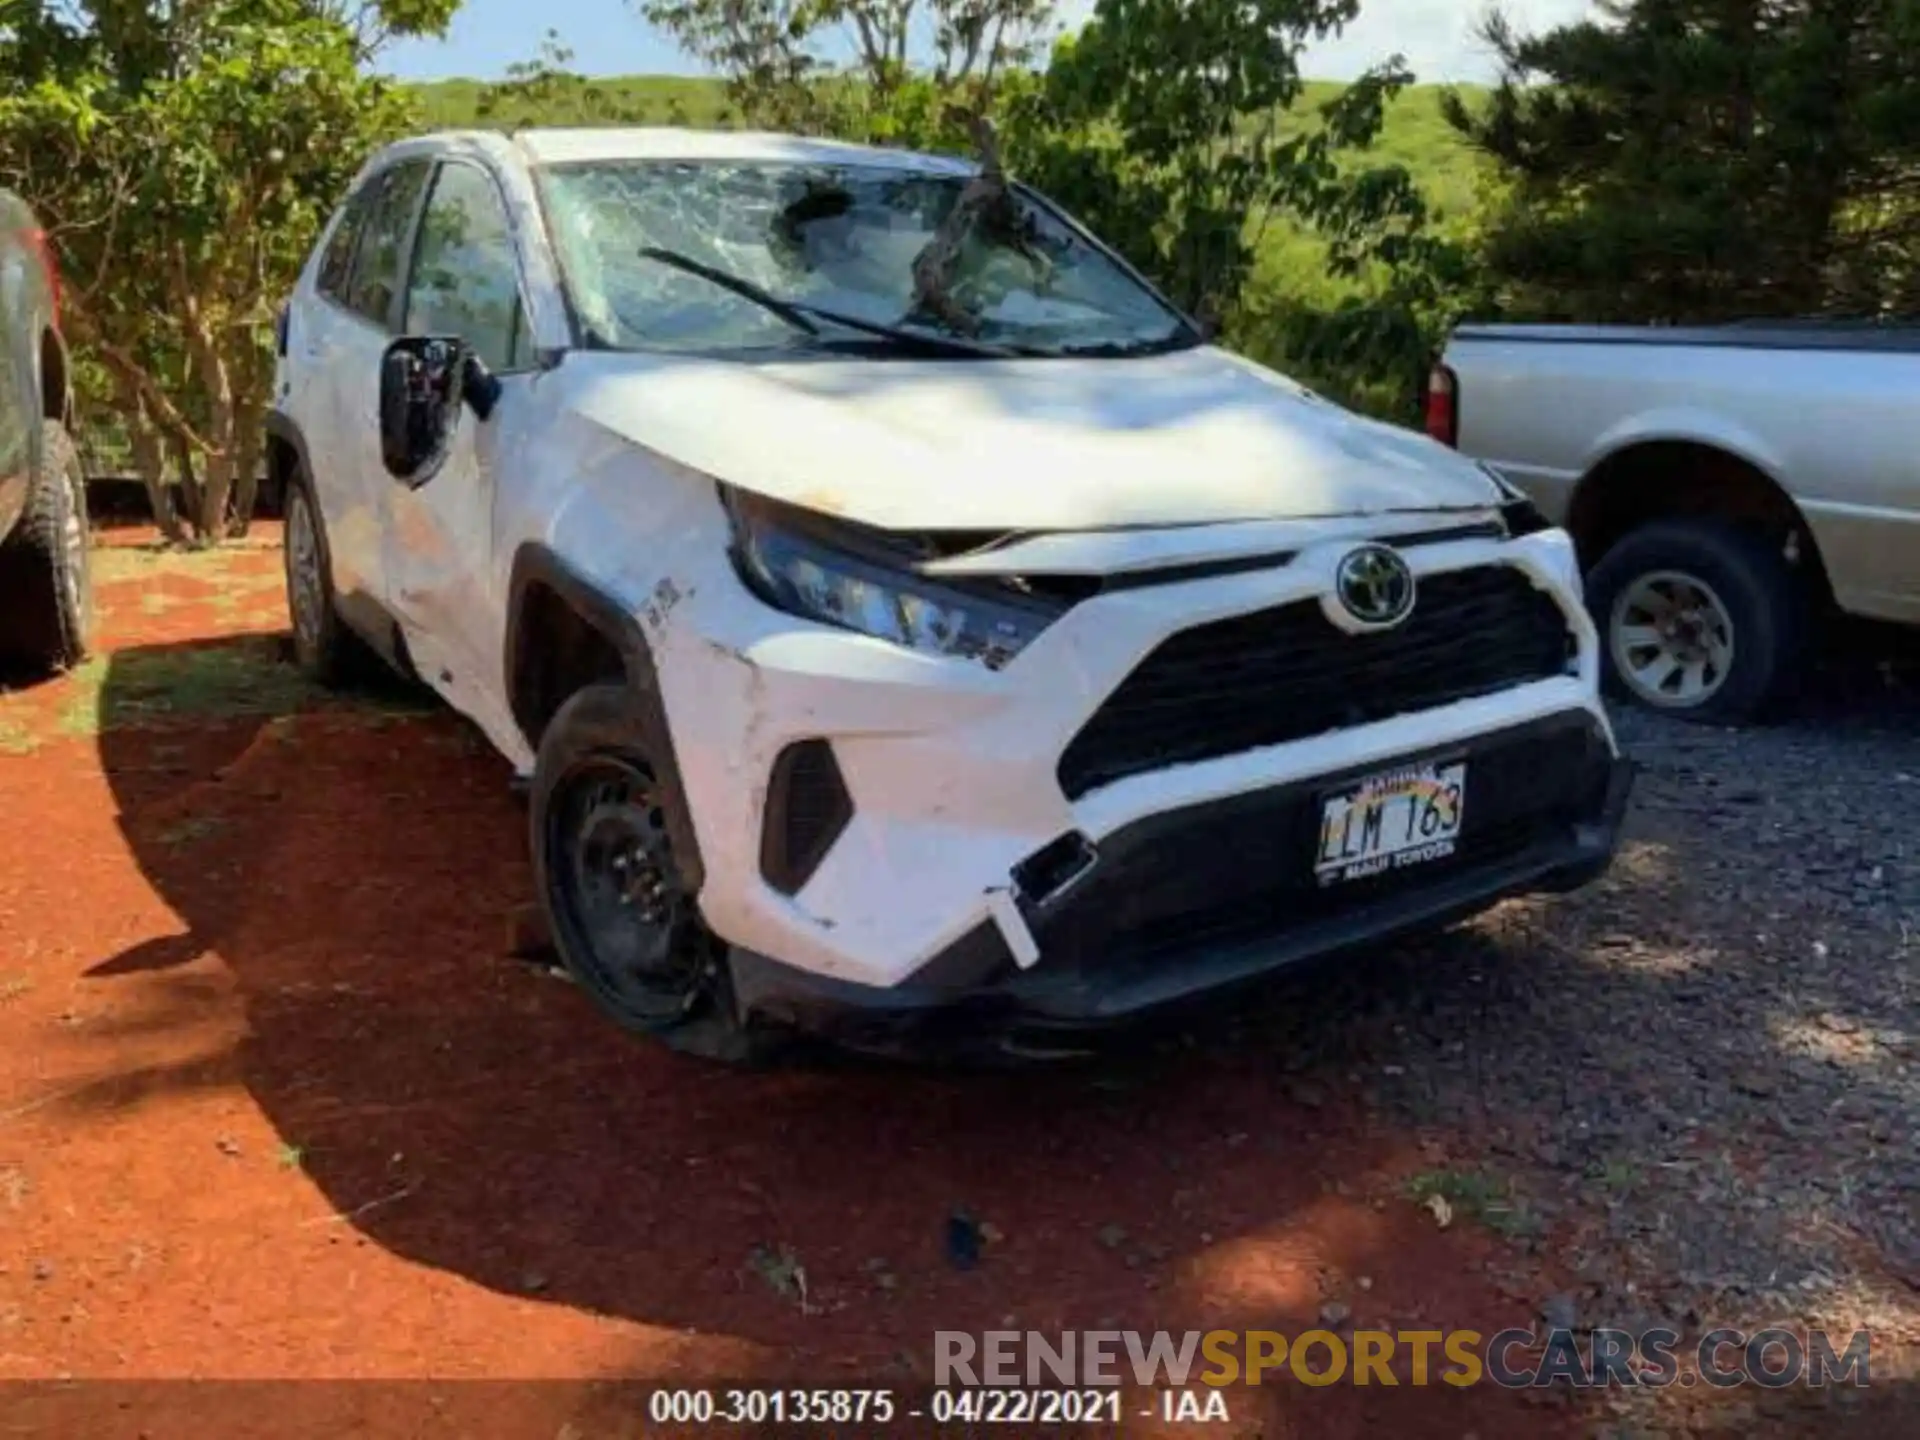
[271,127,1632,1059]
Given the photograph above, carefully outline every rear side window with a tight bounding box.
[316,185,374,303]
[342,161,432,329]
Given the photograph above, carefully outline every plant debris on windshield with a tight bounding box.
[906,109,1051,337]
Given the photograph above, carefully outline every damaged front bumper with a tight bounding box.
[726,710,1635,1061]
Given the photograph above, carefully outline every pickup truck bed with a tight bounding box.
[1430,320,1920,721]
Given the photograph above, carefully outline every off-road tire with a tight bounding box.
[1587,517,1807,724]
[283,466,378,688]
[0,419,93,673]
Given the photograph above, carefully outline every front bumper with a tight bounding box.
[658,522,1605,996]
[727,710,1634,1058]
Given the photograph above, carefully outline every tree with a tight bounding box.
[635,0,1056,138]
[471,31,664,129]
[984,0,1468,423]
[1446,0,1920,323]
[1012,0,1437,330]
[316,0,463,60]
[0,1,449,542]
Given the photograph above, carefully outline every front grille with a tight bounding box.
[1057,564,1572,799]
[1030,715,1611,972]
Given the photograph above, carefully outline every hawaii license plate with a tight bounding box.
[1314,760,1467,886]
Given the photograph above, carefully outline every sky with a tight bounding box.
[382,0,1599,88]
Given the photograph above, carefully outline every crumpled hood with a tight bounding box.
[565,344,1502,532]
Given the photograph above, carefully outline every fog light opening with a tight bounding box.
[1013,832,1099,908]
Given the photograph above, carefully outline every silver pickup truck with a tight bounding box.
[1428,322,1920,722]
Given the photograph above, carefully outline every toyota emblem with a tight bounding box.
[1334,545,1416,627]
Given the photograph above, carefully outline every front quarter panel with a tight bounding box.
[496,405,724,639]
[491,400,735,770]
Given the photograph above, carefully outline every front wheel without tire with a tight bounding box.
[531,684,729,1040]
[0,419,92,673]
[1587,518,1807,724]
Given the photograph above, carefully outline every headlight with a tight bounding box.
[721,487,1061,669]
[1481,463,1553,537]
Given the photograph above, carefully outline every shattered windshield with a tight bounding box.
[534,158,1197,358]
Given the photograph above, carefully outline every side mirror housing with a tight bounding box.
[378,336,503,485]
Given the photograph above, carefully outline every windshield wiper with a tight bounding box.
[638,247,820,335]
[1053,330,1204,359]
[636,247,1022,359]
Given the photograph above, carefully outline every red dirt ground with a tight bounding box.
[0,527,1750,1436]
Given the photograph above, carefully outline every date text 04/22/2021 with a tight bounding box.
[923,1387,1228,1425]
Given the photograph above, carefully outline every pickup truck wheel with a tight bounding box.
[0,419,93,673]
[1588,519,1805,723]
[532,684,731,1042]
[283,469,375,686]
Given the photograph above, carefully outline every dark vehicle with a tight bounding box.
[0,189,90,673]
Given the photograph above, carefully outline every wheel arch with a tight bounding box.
[1565,437,1834,608]
[507,544,706,894]
[263,408,310,516]
[38,328,69,425]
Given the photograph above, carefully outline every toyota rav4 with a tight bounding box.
[270,127,1633,1060]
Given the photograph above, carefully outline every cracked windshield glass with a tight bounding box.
[535,159,1191,356]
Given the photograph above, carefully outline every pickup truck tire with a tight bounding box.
[283,467,377,687]
[531,683,758,1058]
[1587,518,1806,723]
[0,419,93,674]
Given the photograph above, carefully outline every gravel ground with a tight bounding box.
[1210,624,1920,1374]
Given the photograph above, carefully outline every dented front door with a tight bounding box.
[382,158,540,750]
[385,384,520,732]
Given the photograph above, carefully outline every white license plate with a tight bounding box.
[1314,760,1467,886]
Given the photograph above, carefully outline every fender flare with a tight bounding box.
[12,312,56,487]
[263,408,311,501]
[1576,410,1789,495]
[506,542,706,894]
[264,408,309,462]
[38,325,70,426]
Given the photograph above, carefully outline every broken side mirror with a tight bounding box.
[1194,308,1223,343]
[378,336,504,486]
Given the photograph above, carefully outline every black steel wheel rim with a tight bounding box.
[545,754,703,1022]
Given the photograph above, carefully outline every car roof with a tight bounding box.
[371,127,979,177]
[513,127,978,175]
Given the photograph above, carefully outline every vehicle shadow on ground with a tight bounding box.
[70,630,1918,1431]
[79,641,1515,1314]
[1792,615,1920,726]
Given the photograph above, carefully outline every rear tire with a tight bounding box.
[1587,518,1806,724]
[0,419,93,674]
[283,467,377,687]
